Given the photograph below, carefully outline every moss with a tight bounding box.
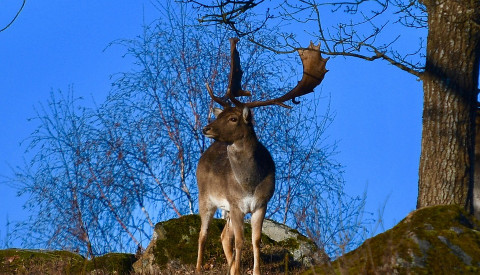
[402,205,480,274]
[303,205,480,275]
[0,249,86,274]
[152,215,226,267]
[278,237,300,250]
[86,253,136,274]
[0,249,137,274]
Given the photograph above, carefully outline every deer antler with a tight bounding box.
[207,38,328,109]
[243,41,328,108]
[206,82,229,108]
[228,38,251,98]
[206,38,251,108]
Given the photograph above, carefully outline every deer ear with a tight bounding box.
[242,106,252,123]
[213,108,223,118]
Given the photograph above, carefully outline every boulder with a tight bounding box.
[260,218,327,266]
[304,205,480,274]
[133,215,322,274]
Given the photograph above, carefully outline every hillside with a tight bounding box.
[1,205,479,274]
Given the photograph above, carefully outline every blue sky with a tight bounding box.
[0,1,423,246]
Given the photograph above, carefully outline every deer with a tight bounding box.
[196,37,328,275]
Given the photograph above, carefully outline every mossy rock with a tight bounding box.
[304,205,480,274]
[0,249,86,274]
[86,253,136,274]
[261,218,324,266]
[0,249,136,274]
[134,214,321,274]
[152,214,225,267]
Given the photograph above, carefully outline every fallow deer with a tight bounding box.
[196,38,328,275]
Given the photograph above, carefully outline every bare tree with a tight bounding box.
[187,0,480,215]
[12,89,142,257]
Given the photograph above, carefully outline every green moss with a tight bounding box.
[303,205,480,275]
[402,205,480,274]
[0,249,137,274]
[86,253,136,274]
[278,237,300,250]
[0,249,86,274]
[152,215,226,267]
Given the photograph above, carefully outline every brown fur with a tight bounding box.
[196,107,275,275]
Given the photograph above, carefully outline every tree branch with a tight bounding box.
[0,0,26,33]
[187,0,426,77]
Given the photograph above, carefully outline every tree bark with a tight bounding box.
[417,0,480,210]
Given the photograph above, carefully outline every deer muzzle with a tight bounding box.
[202,126,215,138]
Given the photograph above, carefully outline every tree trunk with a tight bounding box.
[417,0,480,210]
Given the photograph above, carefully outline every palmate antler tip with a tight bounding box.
[207,38,328,109]
[308,41,321,50]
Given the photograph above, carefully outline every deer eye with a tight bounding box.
[229,117,238,122]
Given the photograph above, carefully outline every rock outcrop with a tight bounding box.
[260,218,326,266]
[304,205,480,274]
[133,215,322,274]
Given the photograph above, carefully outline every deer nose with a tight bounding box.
[202,126,211,135]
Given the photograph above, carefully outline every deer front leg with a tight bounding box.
[229,209,245,275]
[196,204,215,273]
[221,214,235,268]
[251,207,266,275]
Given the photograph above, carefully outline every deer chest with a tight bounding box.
[209,194,260,214]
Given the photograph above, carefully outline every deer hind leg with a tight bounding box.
[196,204,215,273]
[229,209,245,275]
[251,207,266,275]
[221,213,235,268]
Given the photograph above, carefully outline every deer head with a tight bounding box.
[206,37,329,109]
[202,106,253,143]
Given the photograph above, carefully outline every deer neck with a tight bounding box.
[227,133,262,189]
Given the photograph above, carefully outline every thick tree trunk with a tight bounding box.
[417,1,480,210]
